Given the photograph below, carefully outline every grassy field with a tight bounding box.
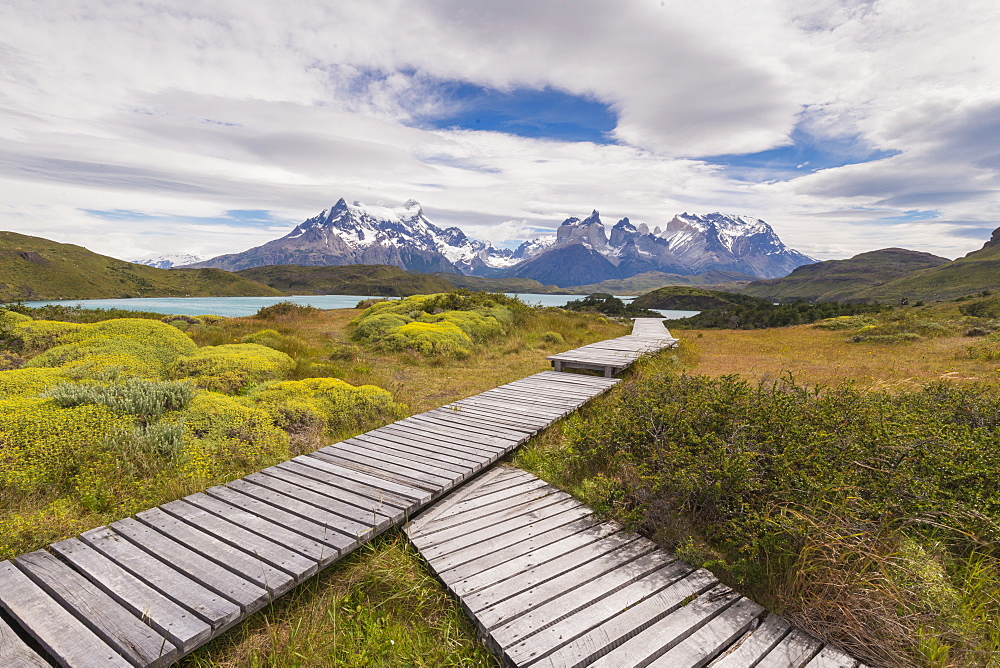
[515,306,1000,668]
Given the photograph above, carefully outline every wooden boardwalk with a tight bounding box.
[547,318,677,376]
[407,467,864,668]
[0,366,627,667]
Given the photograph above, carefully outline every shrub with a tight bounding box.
[540,331,565,344]
[240,329,312,357]
[167,392,290,480]
[43,379,195,421]
[0,367,66,399]
[0,398,132,493]
[13,320,85,355]
[813,315,878,330]
[170,343,295,393]
[245,377,406,441]
[384,321,473,358]
[256,301,319,320]
[24,318,197,379]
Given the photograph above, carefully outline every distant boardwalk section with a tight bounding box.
[407,467,864,668]
[547,317,678,377]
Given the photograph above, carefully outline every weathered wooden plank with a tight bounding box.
[199,485,357,559]
[376,421,504,459]
[406,467,516,528]
[644,597,765,667]
[406,478,554,536]
[586,585,741,667]
[472,537,658,629]
[159,500,318,583]
[351,431,483,470]
[535,369,620,386]
[295,454,429,505]
[0,612,49,668]
[432,404,542,432]
[0,560,131,667]
[451,398,563,423]
[493,554,690,656]
[317,443,456,488]
[15,549,180,667]
[80,526,241,631]
[752,628,823,668]
[395,417,516,450]
[709,613,792,668]
[423,508,598,575]
[412,496,584,558]
[523,567,718,668]
[443,521,622,597]
[245,470,395,531]
[50,537,212,653]
[479,388,579,409]
[344,434,473,474]
[278,457,416,516]
[309,450,446,493]
[804,645,858,668]
[110,517,269,615]
[408,413,529,444]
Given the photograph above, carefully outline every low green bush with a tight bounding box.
[0,367,65,398]
[43,379,195,421]
[170,343,295,393]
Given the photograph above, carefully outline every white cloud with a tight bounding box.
[0,0,996,264]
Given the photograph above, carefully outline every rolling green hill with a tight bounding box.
[0,231,281,301]
[433,273,562,293]
[739,248,950,303]
[631,286,768,310]
[572,270,758,295]
[850,230,1000,302]
[237,264,455,297]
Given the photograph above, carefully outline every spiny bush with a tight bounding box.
[0,367,65,398]
[245,377,406,443]
[352,291,524,357]
[166,392,290,480]
[565,372,1000,666]
[43,379,195,421]
[23,318,197,377]
[170,343,295,393]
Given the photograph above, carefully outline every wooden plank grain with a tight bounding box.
[644,597,765,667]
[804,645,858,668]
[754,628,823,668]
[295,454,429,505]
[245,470,394,531]
[709,613,792,668]
[0,612,50,668]
[15,549,180,667]
[49,537,212,654]
[80,526,241,632]
[0,560,131,668]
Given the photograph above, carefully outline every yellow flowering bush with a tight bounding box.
[169,343,295,393]
[385,320,473,357]
[25,318,197,378]
[13,319,85,355]
[0,309,32,336]
[0,367,66,398]
[0,397,132,492]
[245,377,406,439]
[168,392,290,480]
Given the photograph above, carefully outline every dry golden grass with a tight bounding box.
[677,324,995,389]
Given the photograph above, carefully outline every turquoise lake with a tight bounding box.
[23,294,699,320]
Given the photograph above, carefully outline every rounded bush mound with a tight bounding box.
[44,379,195,420]
[169,392,290,480]
[0,397,131,492]
[13,320,85,355]
[0,309,32,335]
[385,321,472,357]
[0,367,66,399]
[170,343,295,393]
[25,318,197,378]
[246,377,406,438]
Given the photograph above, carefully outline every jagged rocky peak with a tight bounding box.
[556,210,608,250]
[610,217,637,247]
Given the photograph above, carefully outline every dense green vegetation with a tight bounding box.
[574,269,758,295]
[0,308,403,559]
[524,365,1000,667]
[665,298,886,329]
[238,264,456,296]
[632,285,768,310]
[0,231,281,300]
[561,292,661,317]
[351,291,528,357]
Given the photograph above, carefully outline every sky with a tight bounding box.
[0,0,998,263]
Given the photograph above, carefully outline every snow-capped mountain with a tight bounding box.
[187,199,517,274]
[130,252,204,269]
[190,198,812,286]
[502,210,814,286]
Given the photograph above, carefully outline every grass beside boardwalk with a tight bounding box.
[515,310,1000,668]
[181,532,499,668]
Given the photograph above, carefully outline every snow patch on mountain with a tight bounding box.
[131,252,204,269]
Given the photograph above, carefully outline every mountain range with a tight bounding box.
[186,199,814,287]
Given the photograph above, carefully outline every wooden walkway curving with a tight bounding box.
[0,317,678,667]
[547,318,677,377]
[407,468,864,668]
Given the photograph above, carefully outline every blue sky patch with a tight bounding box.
[419,82,618,144]
[702,126,899,182]
[84,208,286,229]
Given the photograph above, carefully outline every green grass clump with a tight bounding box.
[170,343,296,393]
[539,369,1000,666]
